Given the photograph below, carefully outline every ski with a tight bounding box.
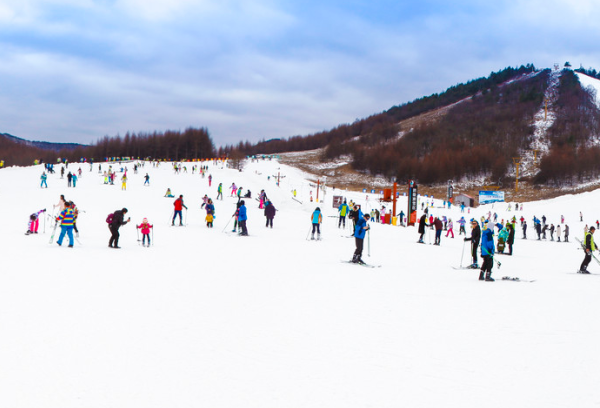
[48,220,58,244]
[341,260,381,268]
[575,237,600,265]
[452,266,477,270]
[501,276,535,283]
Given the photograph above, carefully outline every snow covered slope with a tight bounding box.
[576,71,600,109]
[1,159,599,408]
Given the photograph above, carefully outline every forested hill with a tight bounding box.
[227,64,600,187]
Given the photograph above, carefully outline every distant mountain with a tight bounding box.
[0,133,85,151]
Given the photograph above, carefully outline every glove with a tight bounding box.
[464,238,468,241]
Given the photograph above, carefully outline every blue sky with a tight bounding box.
[0,0,598,147]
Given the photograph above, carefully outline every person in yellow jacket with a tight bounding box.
[56,202,75,247]
[579,226,596,274]
[338,199,349,229]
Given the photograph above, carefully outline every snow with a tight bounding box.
[575,71,600,109]
[3,159,600,408]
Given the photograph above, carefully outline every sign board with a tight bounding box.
[332,195,344,209]
[479,190,505,205]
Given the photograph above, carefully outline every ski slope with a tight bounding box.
[1,159,599,408]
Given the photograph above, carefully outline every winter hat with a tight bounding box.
[143,218,148,223]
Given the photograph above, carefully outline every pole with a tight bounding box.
[222,215,234,233]
[367,229,371,257]
[460,240,466,268]
[316,180,320,203]
[392,182,397,220]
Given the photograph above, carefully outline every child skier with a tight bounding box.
[26,209,46,234]
[310,207,323,240]
[206,213,214,228]
[136,218,153,247]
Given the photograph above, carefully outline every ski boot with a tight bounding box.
[478,271,485,281]
[485,271,495,282]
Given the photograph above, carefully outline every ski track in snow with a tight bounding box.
[2,159,600,408]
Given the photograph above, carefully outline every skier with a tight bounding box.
[26,209,46,234]
[205,198,215,220]
[564,224,569,242]
[108,208,130,248]
[53,194,67,215]
[238,200,248,236]
[264,199,276,228]
[144,173,150,186]
[578,226,596,274]
[310,207,323,240]
[522,220,527,239]
[40,172,48,188]
[121,174,127,190]
[164,188,174,197]
[351,213,371,264]
[479,221,495,281]
[67,171,73,187]
[556,224,562,242]
[56,202,75,248]
[458,216,466,235]
[136,218,153,246]
[338,199,349,228]
[445,218,454,238]
[464,219,481,268]
[172,195,187,226]
[217,183,223,200]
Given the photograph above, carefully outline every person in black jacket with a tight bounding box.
[418,213,428,243]
[264,199,276,228]
[109,208,130,249]
[464,219,481,268]
[506,223,515,255]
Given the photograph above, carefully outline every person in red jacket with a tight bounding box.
[172,195,188,226]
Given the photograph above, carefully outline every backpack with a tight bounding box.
[106,212,115,224]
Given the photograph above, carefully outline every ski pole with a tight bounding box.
[460,240,466,268]
[185,208,188,225]
[367,229,371,257]
[136,228,140,244]
[222,215,234,233]
[306,225,313,240]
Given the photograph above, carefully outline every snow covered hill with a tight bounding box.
[2,159,600,408]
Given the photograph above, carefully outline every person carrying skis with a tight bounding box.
[56,202,75,248]
[479,221,495,281]
[108,208,130,248]
[172,195,187,226]
[338,199,349,228]
[136,218,153,247]
[352,213,371,264]
[579,226,596,274]
[464,219,481,268]
[26,209,46,234]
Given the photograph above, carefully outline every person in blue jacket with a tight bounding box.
[479,220,495,281]
[352,213,371,264]
[238,200,248,236]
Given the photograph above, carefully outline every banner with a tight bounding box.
[479,190,505,205]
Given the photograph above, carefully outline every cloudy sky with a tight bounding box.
[0,0,598,147]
